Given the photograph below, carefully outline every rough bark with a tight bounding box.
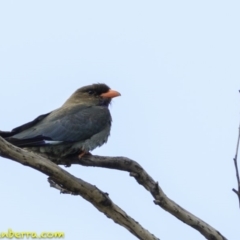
[0,136,227,240]
[0,137,159,240]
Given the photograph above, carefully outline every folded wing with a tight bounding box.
[3,105,111,147]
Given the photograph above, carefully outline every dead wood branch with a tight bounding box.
[0,136,228,240]
[53,154,227,240]
[0,136,159,240]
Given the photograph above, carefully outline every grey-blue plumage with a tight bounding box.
[0,83,120,158]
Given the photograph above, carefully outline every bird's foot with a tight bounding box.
[78,151,92,159]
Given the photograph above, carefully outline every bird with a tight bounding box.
[0,83,121,159]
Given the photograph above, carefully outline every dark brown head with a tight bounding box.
[63,83,121,107]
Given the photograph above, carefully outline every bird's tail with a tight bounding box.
[0,131,21,146]
[0,130,15,138]
[0,131,49,147]
[0,130,22,147]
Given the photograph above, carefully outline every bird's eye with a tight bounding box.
[88,90,94,95]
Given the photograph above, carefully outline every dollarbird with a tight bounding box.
[0,83,120,158]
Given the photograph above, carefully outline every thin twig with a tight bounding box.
[233,120,240,207]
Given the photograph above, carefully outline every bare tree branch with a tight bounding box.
[0,136,228,240]
[0,136,160,240]
[46,154,227,240]
[232,120,240,206]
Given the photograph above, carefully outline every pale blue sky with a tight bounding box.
[0,1,240,239]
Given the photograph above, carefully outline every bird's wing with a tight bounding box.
[0,112,51,138]
[8,105,111,146]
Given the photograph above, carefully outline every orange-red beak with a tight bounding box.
[100,89,121,98]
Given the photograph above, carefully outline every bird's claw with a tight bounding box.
[78,151,92,159]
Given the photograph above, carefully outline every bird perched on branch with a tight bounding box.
[0,83,120,158]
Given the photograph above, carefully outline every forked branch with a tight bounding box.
[0,136,227,240]
[0,137,159,240]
